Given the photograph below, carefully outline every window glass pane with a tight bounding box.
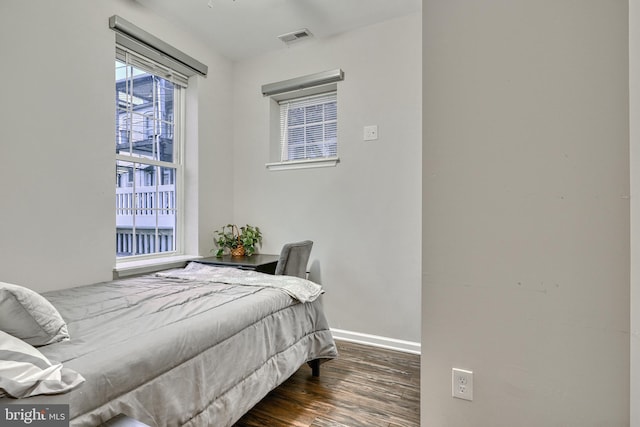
[130,112,147,150]
[115,160,176,258]
[306,144,321,158]
[116,64,175,162]
[288,128,304,145]
[306,124,323,144]
[305,104,323,124]
[157,166,176,253]
[115,110,129,154]
[325,143,337,157]
[288,106,304,126]
[288,145,306,160]
[325,101,337,121]
[116,160,134,257]
[326,122,337,140]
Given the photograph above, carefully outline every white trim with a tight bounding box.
[331,328,421,355]
[175,84,186,256]
[266,157,339,171]
[113,254,195,278]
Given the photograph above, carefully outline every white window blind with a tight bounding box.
[116,46,189,88]
[279,92,337,162]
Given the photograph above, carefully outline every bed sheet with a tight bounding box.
[1,271,337,426]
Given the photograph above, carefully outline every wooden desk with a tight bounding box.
[195,254,280,275]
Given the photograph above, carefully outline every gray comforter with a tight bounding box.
[3,268,337,426]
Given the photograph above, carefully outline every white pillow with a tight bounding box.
[0,331,84,398]
[0,282,70,346]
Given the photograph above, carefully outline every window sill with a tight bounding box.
[265,157,340,171]
[114,254,197,279]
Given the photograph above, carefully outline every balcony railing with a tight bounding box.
[116,185,176,257]
[116,184,175,228]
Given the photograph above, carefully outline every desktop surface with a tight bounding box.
[196,254,280,274]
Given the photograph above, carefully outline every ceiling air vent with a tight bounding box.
[278,28,313,44]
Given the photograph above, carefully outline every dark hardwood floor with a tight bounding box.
[233,340,420,427]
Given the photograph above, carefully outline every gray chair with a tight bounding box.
[274,240,313,278]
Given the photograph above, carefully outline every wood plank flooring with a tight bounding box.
[233,340,420,427]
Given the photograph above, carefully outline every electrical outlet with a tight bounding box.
[452,368,473,401]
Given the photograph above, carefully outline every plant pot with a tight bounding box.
[230,245,246,257]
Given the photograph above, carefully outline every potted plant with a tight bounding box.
[213,224,262,257]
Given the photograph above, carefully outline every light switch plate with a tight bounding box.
[363,125,378,141]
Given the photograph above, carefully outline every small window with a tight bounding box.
[263,69,343,171]
[279,92,337,162]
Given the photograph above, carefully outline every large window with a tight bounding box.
[115,48,184,258]
[279,92,337,161]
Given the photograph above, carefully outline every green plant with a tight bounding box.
[212,224,262,257]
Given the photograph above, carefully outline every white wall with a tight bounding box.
[422,1,629,426]
[0,1,421,345]
[0,0,233,291]
[232,13,422,343]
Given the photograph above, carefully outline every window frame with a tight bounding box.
[263,72,343,171]
[115,46,186,262]
[279,91,337,163]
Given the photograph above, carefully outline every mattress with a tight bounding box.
[1,266,337,426]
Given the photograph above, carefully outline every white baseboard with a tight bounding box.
[330,328,421,355]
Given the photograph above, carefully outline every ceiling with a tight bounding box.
[134,0,421,62]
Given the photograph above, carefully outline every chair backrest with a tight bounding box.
[274,240,313,278]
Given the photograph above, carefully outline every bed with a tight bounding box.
[0,262,338,426]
